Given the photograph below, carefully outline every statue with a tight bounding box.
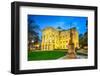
[67,28,77,59]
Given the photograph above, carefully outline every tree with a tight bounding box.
[28,18,40,51]
[79,19,88,49]
[57,26,62,30]
[79,32,88,48]
[82,19,88,47]
[83,32,88,47]
[79,34,83,48]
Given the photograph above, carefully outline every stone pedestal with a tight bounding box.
[67,43,76,59]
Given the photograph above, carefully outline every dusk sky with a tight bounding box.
[28,15,87,39]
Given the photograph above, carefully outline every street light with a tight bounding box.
[31,40,34,43]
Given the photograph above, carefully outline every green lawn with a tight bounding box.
[28,50,67,61]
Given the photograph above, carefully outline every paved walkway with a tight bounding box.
[58,54,87,60]
[58,55,68,60]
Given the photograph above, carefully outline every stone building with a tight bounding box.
[41,27,79,50]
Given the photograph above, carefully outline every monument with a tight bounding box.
[67,28,77,59]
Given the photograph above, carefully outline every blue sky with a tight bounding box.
[28,15,87,39]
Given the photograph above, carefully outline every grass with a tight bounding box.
[28,50,67,61]
[28,49,88,61]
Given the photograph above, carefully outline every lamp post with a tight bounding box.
[31,40,34,50]
[31,40,34,43]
